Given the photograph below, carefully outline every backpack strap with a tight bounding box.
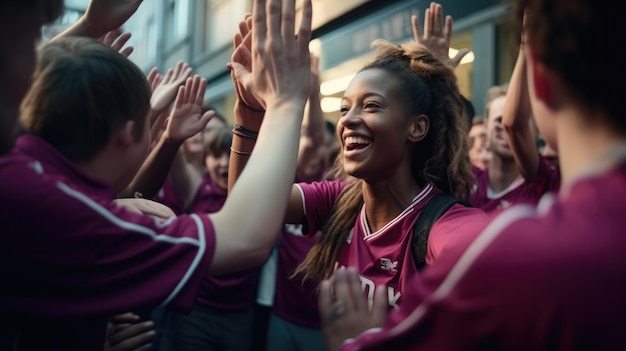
[411,193,472,270]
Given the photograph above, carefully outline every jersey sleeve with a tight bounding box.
[295,180,347,235]
[425,205,490,265]
[0,159,215,318]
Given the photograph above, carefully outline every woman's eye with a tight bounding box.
[364,102,379,109]
[339,106,350,114]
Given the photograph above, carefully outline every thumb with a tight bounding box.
[450,48,471,68]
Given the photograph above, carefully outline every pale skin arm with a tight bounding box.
[54,0,144,41]
[208,0,312,275]
[226,14,306,226]
[502,44,540,181]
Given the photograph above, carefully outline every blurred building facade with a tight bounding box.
[50,0,517,123]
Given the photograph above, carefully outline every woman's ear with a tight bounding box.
[408,114,429,142]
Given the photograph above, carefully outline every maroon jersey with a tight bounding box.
[153,179,186,216]
[0,135,215,349]
[272,224,321,328]
[298,181,488,327]
[469,156,560,212]
[188,175,260,310]
[341,164,626,350]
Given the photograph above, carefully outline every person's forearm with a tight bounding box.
[54,17,105,40]
[503,47,540,180]
[227,101,264,193]
[119,135,182,199]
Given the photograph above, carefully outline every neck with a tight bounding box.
[487,153,521,192]
[75,151,124,193]
[361,177,421,233]
[556,107,626,196]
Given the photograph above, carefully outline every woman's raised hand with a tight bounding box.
[230,0,313,113]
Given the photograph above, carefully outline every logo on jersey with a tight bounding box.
[380,258,398,273]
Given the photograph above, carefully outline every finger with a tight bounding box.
[190,76,198,102]
[318,278,335,324]
[101,30,116,46]
[281,0,296,49]
[196,78,207,106]
[253,0,267,55]
[267,0,282,51]
[120,46,134,58]
[345,267,366,314]
[152,75,162,93]
[450,48,471,67]
[173,61,183,80]
[432,2,443,37]
[111,32,132,52]
[110,312,140,324]
[239,15,251,39]
[444,15,453,43]
[331,267,351,310]
[411,14,421,43]
[108,321,155,348]
[162,68,174,84]
[180,66,193,84]
[175,85,185,109]
[297,0,313,57]
[371,284,388,325]
[146,67,158,84]
[423,7,431,38]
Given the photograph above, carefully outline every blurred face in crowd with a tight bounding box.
[468,122,489,170]
[485,95,513,159]
[205,151,229,191]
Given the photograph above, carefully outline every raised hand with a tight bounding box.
[229,0,312,113]
[99,28,134,57]
[145,67,163,95]
[412,2,470,68]
[229,15,264,112]
[319,267,388,351]
[82,0,144,38]
[163,75,214,143]
[150,61,193,113]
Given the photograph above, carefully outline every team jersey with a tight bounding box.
[153,179,186,215]
[297,180,488,327]
[0,135,215,350]
[341,163,626,351]
[469,156,560,212]
[272,224,321,328]
[188,175,260,310]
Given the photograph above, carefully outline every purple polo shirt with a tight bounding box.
[469,156,560,212]
[342,163,626,350]
[188,175,260,310]
[0,134,216,350]
[297,180,488,327]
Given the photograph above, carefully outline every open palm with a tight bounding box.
[164,75,213,142]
